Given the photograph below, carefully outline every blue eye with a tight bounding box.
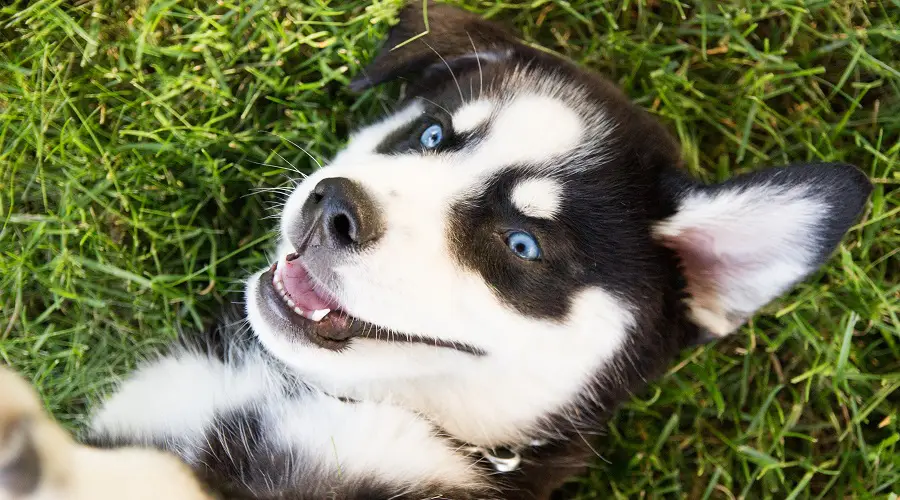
[506,231,542,260]
[420,123,444,149]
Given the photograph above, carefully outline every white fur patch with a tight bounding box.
[452,99,493,132]
[510,177,563,218]
[467,94,583,168]
[270,395,482,489]
[655,184,825,336]
[90,350,277,441]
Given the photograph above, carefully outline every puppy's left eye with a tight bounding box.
[506,231,542,261]
[419,123,444,149]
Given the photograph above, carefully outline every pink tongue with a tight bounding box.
[279,259,339,312]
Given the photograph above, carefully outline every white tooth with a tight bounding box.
[275,281,284,291]
[293,307,304,316]
[310,309,331,322]
[286,298,296,308]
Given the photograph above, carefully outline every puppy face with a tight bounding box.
[246,5,870,446]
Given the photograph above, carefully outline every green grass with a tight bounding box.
[1,0,897,498]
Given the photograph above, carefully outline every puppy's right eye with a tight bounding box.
[419,123,444,149]
[505,231,542,261]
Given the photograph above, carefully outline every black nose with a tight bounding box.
[302,177,383,249]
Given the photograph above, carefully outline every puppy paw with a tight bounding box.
[0,418,41,498]
[0,365,211,500]
[0,366,58,500]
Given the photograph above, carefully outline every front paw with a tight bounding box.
[0,366,212,500]
[0,418,41,498]
[0,366,64,500]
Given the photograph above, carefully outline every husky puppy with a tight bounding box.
[0,4,870,500]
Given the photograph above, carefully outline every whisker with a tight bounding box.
[271,132,325,171]
[422,40,464,103]
[245,159,289,170]
[414,96,452,117]
[245,158,305,182]
[466,32,484,100]
[564,412,611,465]
[249,187,294,195]
[273,150,309,179]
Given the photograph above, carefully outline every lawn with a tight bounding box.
[1,0,898,498]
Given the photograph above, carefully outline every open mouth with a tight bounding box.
[256,254,485,356]
[272,253,342,324]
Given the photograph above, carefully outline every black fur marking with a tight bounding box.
[449,160,679,320]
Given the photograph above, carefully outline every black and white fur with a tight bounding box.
[5,4,871,500]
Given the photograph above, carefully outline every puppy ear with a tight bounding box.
[655,163,871,338]
[349,3,519,92]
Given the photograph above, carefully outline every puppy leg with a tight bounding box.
[0,366,212,500]
[0,368,46,499]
